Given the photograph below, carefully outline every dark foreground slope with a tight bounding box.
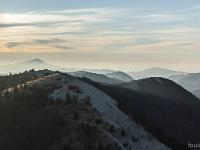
[0,69,53,91]
[81,77,200,150]
[0,87,64,150]
[0,72,122,150]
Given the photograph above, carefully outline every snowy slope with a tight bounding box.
[47,73,170,150]
[4,72,170,150]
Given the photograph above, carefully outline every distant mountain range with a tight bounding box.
[1,58,200,99]
[128,67,186,79]
[71,71,123,84]
[71,71,133,84]
[170,73,200,98]
[105,71,133,82]
[0,59,58,74]
[0,59,116,75]
[0,59,188,79]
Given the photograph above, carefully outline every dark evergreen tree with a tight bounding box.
[73,111,79,120]
[120,129,126,136]
[109,124,115,133]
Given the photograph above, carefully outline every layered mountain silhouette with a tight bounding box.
[83,77,200,149]
[0,70,170,150]
[71,71,123,84]
[0,59,58,74]
[1,59,200,150]
[105,71,133,82]
[128,67,186,79]
[170,73,200,98]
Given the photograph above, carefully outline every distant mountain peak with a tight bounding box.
[106,71,133,82]
[25,58,46,64]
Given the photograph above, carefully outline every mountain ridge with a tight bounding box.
[82,77,200,149]
[105,71,133,82]
[0,70,170,150]
[128,67,186,79]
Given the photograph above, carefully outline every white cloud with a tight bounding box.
[0,6,200,55]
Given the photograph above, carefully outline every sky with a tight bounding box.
[0,0,200,72]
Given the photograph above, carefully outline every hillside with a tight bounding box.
[192,90,200,99]
[170,73,200,99]
[0,69,54,91]
[0,71,170,150]
[83,77,200,149]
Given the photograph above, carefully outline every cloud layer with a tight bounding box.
[0,6,200,71]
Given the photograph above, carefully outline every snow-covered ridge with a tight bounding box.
[2,73,170,150]
[48,74,170,150]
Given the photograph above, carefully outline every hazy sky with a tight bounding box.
[0,0,200,71]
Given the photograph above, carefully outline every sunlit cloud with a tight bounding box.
[0,6,200,56]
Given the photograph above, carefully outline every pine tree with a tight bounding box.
[97,141,105,150]
[65,93,72,104]
[109,124,115,133]
[120,129,126,136]
[73,111,79,120]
